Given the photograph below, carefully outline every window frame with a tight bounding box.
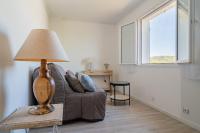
[176,0,194,64]
[139,0,178,65]
[138,0,193,65]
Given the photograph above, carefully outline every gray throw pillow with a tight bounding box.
[65,71,85,93]
[77,73,96,92]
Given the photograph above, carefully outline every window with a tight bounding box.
[141,1,177,64]
[120,0,191,65]
[177,0,190,63]
[121,22,138,64]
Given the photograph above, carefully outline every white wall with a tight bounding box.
[117,0,200,130]
[180,0,200,128]
[49,19,117,73]
[49,19,118,89]
[0,0,48,132]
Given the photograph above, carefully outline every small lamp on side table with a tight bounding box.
[14,29,69,115]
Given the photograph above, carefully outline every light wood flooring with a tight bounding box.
[31,100,200,133]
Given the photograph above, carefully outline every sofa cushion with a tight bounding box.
[66,70,75,76]
[77,73,96,92]
[48,63,74,94]
[65,71,85,93]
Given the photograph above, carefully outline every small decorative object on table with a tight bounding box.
[14,29,69,115]
[104,63,110,70]
[81,57,94,72]
[87,62,94,72]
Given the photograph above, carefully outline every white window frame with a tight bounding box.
[137,0,193,65]
[176,0,194,64]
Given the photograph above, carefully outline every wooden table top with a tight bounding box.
[0,104,63,131]
[84,70,112,76]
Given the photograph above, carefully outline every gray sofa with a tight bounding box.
[32,63,106,122]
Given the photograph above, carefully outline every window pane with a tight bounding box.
[149,2,176,63]
[121,22,137,64]
[142,18,150,64]
[141,1,177,64]
[177,0,190,63]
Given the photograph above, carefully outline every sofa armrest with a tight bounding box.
[81,89,106,120]
[64,93,82,121]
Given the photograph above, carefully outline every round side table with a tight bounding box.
[110,81,130,106]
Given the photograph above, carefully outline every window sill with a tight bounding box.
[137,63,180,68]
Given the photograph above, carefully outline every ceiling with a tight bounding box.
[44,0,144,24]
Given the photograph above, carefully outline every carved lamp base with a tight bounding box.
[29,59,56,115]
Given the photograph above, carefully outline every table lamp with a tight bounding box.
[15,29,69,115]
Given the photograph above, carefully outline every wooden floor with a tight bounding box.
[31,100,200,133]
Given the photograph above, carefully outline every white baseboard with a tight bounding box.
[179,117,200,131]
[132,96,200,131]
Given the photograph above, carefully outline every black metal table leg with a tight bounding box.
[123,86,125,95]
[129,84,130,106]
[114,85,116,105]
[110,84,112,102]
[123,86,125,104]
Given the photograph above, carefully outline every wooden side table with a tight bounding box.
[0,104,63,133]
[110,81,130,106]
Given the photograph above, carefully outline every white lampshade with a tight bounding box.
[15,29,69,62]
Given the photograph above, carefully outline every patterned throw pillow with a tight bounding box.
[76,73,96,92]
[65,71,85,93]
